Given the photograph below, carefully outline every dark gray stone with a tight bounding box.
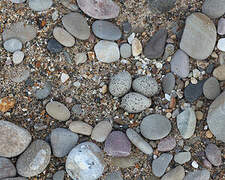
[162,73,175,94]
[202,0,225,18]
[47,38,63,53]
[53,170,65,180]
[148,0,176,13]
[0,157,16,179]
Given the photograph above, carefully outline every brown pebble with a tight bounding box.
[206,130,213,138]
[196,111,203,120]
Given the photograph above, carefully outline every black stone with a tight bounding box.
[47,38,63,53]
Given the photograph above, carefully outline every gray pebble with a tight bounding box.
[205,143,221,166]
[35,82,52,100]
[29,0,53,11]
[13,51,24,64]
[53,170,65,180]
[91,120,112,142]
[4,38,22,53]
[120,43,132,58]
[111,156,139,168]
[162,73,175,94]
[105,171,123,180]
[0,157,16,179]
[10,0,26,3]
[163,44,175,60]
[203,77,220,100]
[202,0,225,18]
[184,169,210,180]
[161,165,185,180]
[53,27,75,47]
[69,121,93,136]
[174,152,191,164]
[75,52,87,65]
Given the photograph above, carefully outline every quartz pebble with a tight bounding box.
[0,157,16,179]
[184,170,210,180]
[213,64,225,80]
[132,38,142,56]
[120,43,132,58]
[161,165,185,180]
[218,18,225,35]
[205,143,221,166]
[61,73,69,83]
[174,152,191,164]
[75,53,87,65]
[162,73,175,94]
[53,27,75,47]
[69,121,93,135]
[91,120,112,142]
[29,0,53,11]
[13,51,24,64]
[47,38,63,53]
[191,161,199,169]
[4,38,22,53]
[203,77,220,100]
[157,136,176,152]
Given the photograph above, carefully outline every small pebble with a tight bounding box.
[69,121,93,135]
[0,157,16,179]
[184,169,210,180]
[161,165,185,180]
[132,38,142,56]
[47,38,63,53]
[191,161,198,168]
[75,53,87,65]
[157,136,176,152]
[218,18,225,35]
[213,64,225,80]
[162,73,175,94]
[122,21,132,34]
[217,38,225,51]
[128,33,135,44]
[91,121,112,142]
[174,152,191,164]
[203,77,220,100]
[4,38,22,53]
[120,43,132,58]
[205,143,221,166]
[29,0,53,11]
[12,51,24,64]
[53,170,65,180]
[61,73,69,83]
[53,27,75,47]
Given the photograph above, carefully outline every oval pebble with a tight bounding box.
[184,169,210,180]
[69,121,93,135]
[47,38,63,53]
[1,178,27,180]
[91,120,112,142]
[10,0,26,3]
[29,0,53,11]
[217,38,225,52]
[105,171,123,180]
[213,64,225,81]
[120,43,131,58]
[13,51,24,64]
[3,39,22,53]
[202,0,225,18]
[35,82,52,100]
[205,143,221,166]
[111,156,139,168]
[53,27,75,47]
[161,165,185,180]
[162,73,175,94]
[132,38,142,56]
[218,18,225,35]
[203,77,220,100]
[0,157,16,179]
[157,136,176,152]
[53,170,65,180]
[174,152,191,164]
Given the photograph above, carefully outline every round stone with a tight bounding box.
[66,142,105,180]
[162,73,175,94]
[202,0,225,18]
[157,136,176,152]
[203,77,220,100]
[92,20,121,41]
[140,114,171,140]
[69,121,93,136]
[217,38,225,52]
[46,101,70,121]
[161,165,185,180]
[213,64,225,80]
[13,51,24,64]
[28,0,53,11]
[205,143,222,166]
[62,12,90,40]
[47,38,63,53]
[3,38,22,53]
[0,157,16,179]
[174,152,191,164]
[53,27,75,47]
[132,38,142,56]
[184,170,210,180]
[0,120,32,158]
[91,120,112,142]
[120,43,131,58]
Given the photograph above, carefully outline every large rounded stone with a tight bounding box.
[213,64,225,80]
[0,120,32,158]
[0,157,16,179]
[29,0,53,11]
[202,0,225,19]
[53,27,75,47]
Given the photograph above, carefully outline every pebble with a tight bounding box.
[1,178,27,180]
[203,77,220,100]
[126,128,153,155]
[203,159,212,169]
[91,120,112,142]
[177,108,196,139]
[52,10,59,21]
[171,49,189,78]
[163,44,175,60]
[217,38,225,52]
[140,114,171,140]
[0,157,16,179]
[148,0,176,13]
[202,0,225,18]
[184,170,210,180]
[61,0,79,11]
[92,20,121,41]
[121,92,151,113]
[218,18,225,35]
[69,121,93,135]
[66,142,105,180]
[94,40,120,63]
[111,156,139,168]
[184,80,205,102]
[205,143,221,166]
[161,165,185,180]
[206,64,214,74]
[10,0,26,3]
[195,111,203,120]
[152,153,173,177]
[75,52,87,65]
[109,71,132,97]
[162,73,175,94]
[53,27,75,47]
[35,82,52,100]
[77,0,120,19]
[29,0,53,11]
[9,66,30,83]
[62,12,90,40]
[180,13,216,60]
[105,171,123,180]
[0,120,32,158]
[128,33,135,44]
[144,28,167,59]
[132,38,142,56]
[213,64,225,80]
[122,21,132,34]
[120,43,132,58]
[71,104,84,116]
[132,76,158,97]
[47,38,63,53]
[174,152,191,164]
[16,140,51,177]
[3,38,22,53]
[61,73,69,83]
[12,51,24,64]
[157,136,176,152]
[191,161,199,169]
[53,170,65,180]
[50,128,79,157]
[46,101,70,121]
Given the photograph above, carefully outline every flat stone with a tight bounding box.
[203,77,220,100]
[132,38,142,56]
[126,128,153,155]
[50,128,79,157]
[109,71,132,97]
[161,166,185,180]
[171,49,189,78]
[62,12,90,40]
[180,13,216,60]
[13,51,24,64]
[94,40,120,63]
[177,108,196,139]
[144,28,167,59]
[152,153,173,177]
[77,0,120,19]
[184,80,205,102]
[148,0,176,13]
[120,43,131,58]
[205,143,222,166]
[174,152,191,164]
[0,157,16,179]
[53,170,65,180]
[91,120,112,142]
[92,20,121,41]
[157,136,176,152]
[16,140,51,177]
[184,170,210,180]
[66,142,105,180]
[105,171,123,180]
[69,121,93,136]
[0,120,32,158]
[35,82,52,100]
[75,52,87,65]
[121,92,151,113]
[10,0,26,3]
[213,64,225,80]
[29,0,52,11]
[53,27,75,47]
[140,114,171,140]
[47,38,63,53]
[132,76,158,97]
[46,101,70,121]
[111,156,140,168]
[202,0,225,18]
[3,39,22,53]
[162,73,175,94]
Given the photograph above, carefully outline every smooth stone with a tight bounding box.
[71,104,84,116]
[122,21,132,34]
[111,156,139,168]
[77,0,120,19]
[16,140,51,177]
[46,101,70,121]
[53,27,75,47]
[105,171,123,180]
[10,0,26,3]
[161,165,185,180]
[162,73,175,94]
[218,18,225,35]
[157,136,176,152]
[69,121,93,136]
[203,77,220,100]
[47,38,63,53]
[174,152,191,164]
[180,13,216,60]
[126,128,153,155]
[202,0,225,18]
[1,178,27,180]
[2,22,36,44]
[109,71,132,97]
[29,0,53,11]
[148,0,176,13]
[92,20,121,41]
[94,40,120,63]
[120,43,132,58]
[163,44,175,60]
[140,114,171,140]
[10,66,30,83]
[75,52,87,65]
[203,159,212,169]
[61,0,79,11]
[213,64,225,80]
[13,51,24,64]
[177,108,196,139]
[66,142,105,180]
[170,49,189,78]
[132,76,158,97]
[62,12,90,40]
[91,120,112,142]
[35,82,52,100]
[0,120,32,158]
[0,157,16,179]
[50,128,79,157]
[3,39,22,53]
[144,28,167,59]
[184,80,205,102]
[132,38,142,56]
[121,92,151,113]
[217,38,225,51]
[205,143,222,166]
[184,170,210,180]
[206,64,214,74]
[53,170,65,180]
[152,153,173,177]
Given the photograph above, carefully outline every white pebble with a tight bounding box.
[192,69,200,78]
[128,33,135,44]
[204,125,208,130]
[155,62,163,69]
[153,155,157,159]
[13,51,24,64]
[217,38,225,52]
[191,161,199,168]
[73,81,81,88]
[61,73,69,83]
[165,94,171,101]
